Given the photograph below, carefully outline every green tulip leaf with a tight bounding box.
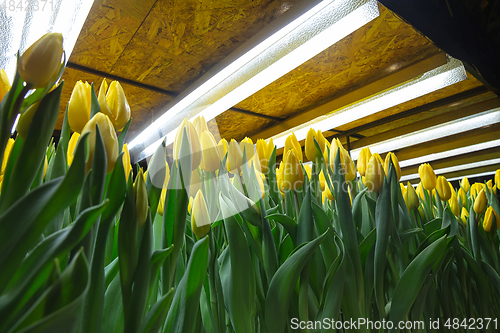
[265,230,328,333]
[266,213,297,244]
[163,237,209,333]
[138,288,174,333]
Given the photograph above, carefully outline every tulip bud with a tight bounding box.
[416,182,424,199]
[227,139,243,174]
[190,169,202,198]
[384,152,401,181]
[323,140,330,163]
[256,138,274,174]
[457,187,467,206]
[43,155,48,179]
[79,113,119,173]
[199,130,221,172]
[400,182,407,199]
[303,163,312,180]
[192,190,211,238]
[483,206,500,232]
[0,138,14,177]
[16,101,40,140]
[319,170,326,191]
[495,169,499,190]
[193,116,208,136]
[436,176,452,201]
[284,133,303,162]
[122,144,132,180]
[461,176,470,193]
[282,149,304,191]
[486,179,497,195]
[173,118,202,171]
[134,168,149,227]
[0,69,11,102]
[157,188,167,216]
[68,81,92,133]
[323,186,334,201]
[305,128,325,161]
[217,138,228,161]
[418,163,436,190]
[239,137,255,161]
[19,33,63,88]
[98,79,131,131]
[471,183,485,201]
[473,188,487,215]
[356,147,372,177]
[188,196,193,215]
[329,138,356,181]
[460,207,469,225]
[449,194,460,217]
[277,162,284,193]
[67,132,80,166]
[406,182,419,210]
[365,154,384,193]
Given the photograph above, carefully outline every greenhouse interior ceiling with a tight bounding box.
[24,0,500,182]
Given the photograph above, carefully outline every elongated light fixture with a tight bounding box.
[0,0,94,78]
[350,108,500,160]
[129,0,380,161]
[271,56,467,148]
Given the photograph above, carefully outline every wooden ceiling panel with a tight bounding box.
[232,3,440,140]
[69,0,157,71]
[109,0,304,91]
[216,112,272,142]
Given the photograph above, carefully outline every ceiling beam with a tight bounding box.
[250,52,448,141]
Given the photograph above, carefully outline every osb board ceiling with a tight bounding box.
[57,0,305,136]
[216,3,442,141]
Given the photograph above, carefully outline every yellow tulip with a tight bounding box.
[305,128,325,161]
[449,194,460,217]
[188,196,193,215]
[406,182,419,210]
[0,69,11,102]
[329,138,356,181]
[199,130,221,172]
[436,176,452,201]
[416,182,425,199]
[18,33,63,88]
[157,188,167,216]
[365,154,384,193]
[256,138,274,174]
[486,179,497,195]
[190,169,202,198]
[319,170,326,191]
[1,138,14,177]
[239,137,255,161]
[303,164,312,180]
[43,155,48,179]
[461,207,469,225]
[16,101,40,140]
[173,118,202,171]
[98,79,131,131]
[323,139,330,163]
[473,188,487,215]
[284,133,302,162]
[192,190,211,238]
[255,169,266,199]
[356,147,372,177]
[68,81,92,133]
[495,169,500,190]
[134,168,149,228]
[282,149,303,191]
[323,186,334,201]
[400,183,407,199]
[471,183,485,201]
[67,132,80,166]
[460,176,470,193]
[227,139,243,174]
[277,163,284,193]
[163,162,170,188]
[192,115,208,136]
[418,163,437,190]
[79,113,119,174]
[457,188,467,206]
[384,152,401,181]
[483,206,500,232]
[122,144,132,180]
[217,138,228,161]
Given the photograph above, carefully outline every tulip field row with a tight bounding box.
[0,33,500,333]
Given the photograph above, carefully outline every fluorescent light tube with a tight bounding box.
[397,139,500,168]
[350,108,500,160]
[400,158,500,182]
[130,0,380,161]
[271,56,467,148]
[0,0,94,79]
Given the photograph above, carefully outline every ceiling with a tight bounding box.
[55,0,499,183]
